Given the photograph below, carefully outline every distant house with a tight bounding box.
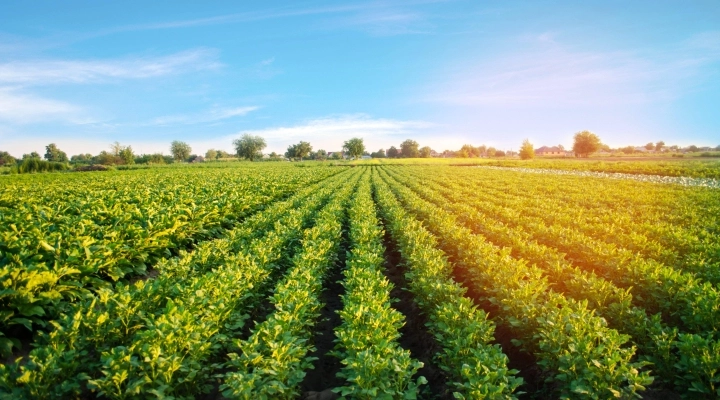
[535,146,565,156]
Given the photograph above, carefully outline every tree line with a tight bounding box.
[3,131,719,174]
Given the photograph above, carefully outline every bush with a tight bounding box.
[15,158,69,174]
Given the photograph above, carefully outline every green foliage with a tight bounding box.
[400,139,419,158]
[205,149,218,160]
[44,143,68,162]
[13,158,68,174]
[331,174,425,399]
[387,146,399,158]
[343,137,365,159]
[170,140,192,161]
[0,151,17,166]
[377,167,652,398]
[233,134,267,161]
[285,141,313,161]
[373,170,523,399]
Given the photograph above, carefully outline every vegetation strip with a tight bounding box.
[219,170,360,399]
[0,168,359,398]
[372,168,523,399]
[413,166,720,283]
[376,167,653,398]
[385,165,719,394]
[330,171,425,399]
[0,165,340,350]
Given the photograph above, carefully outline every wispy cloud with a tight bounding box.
[217,114,435,152]
[151,106,260,126]
[97,2,437,37]
[0,48,221,85]
[427,32,720,108]
[0,88,81,124]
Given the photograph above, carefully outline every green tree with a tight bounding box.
[0,151,17,166]
[149,153,166,164]
[419,146,432,158]
[205,149,218,160]
[170,141,192,161]
[342,137,365,159]
[314,149,328,160]
[486,147,496,158]
[233,134,267,161]
[400,139,419,158]
[655,141,665,152]
[519,139,535,160]
[217,150,233,159]
[370,149,386,158]
[70,153,93,164]
[645,142,654,151]
[572,130,601,157]
[119,146,135,165]
[286,141,313,161]
[387,146,399,158]
[44,143,68,162]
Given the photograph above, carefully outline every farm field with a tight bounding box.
[1,163,719,399]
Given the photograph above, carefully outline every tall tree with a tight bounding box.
[44,143,68,162]
[170,141,192,161]
[519,139,535,160]
[400,139,419,158]
[119,146,135,164]
[459,144,475,158]
[286,141,312,161]
[419,146,432,158]
[342,137,365,159]
[387,146,399,158]
[655,141,665,152]
[572,131,601,157]
[370,149,386,158]
[0,151,16,165]
[486,147,497,158]
[205,149,218,160]
[233,134,267,161]
[314,149,328,160]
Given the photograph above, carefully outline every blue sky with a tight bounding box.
[1,0,718,157]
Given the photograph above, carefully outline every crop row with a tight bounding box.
[0,167,359,398]
[392,166,720,338]
[479,158,720,179]
[331,170,425,398]
[0,165,340,350]
[374,167,653,398]
[415,166,720,284]
[372,169,524,398]
[220,168,359,399]
[384,166,720,395]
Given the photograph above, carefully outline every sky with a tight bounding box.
[1,0,719,157]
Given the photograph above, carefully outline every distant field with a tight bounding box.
[1,163,719,398]
[350,156,720,179]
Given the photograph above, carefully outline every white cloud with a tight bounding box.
[0,88,81,123]
[427,34,719,108]
[0,48,221,85]
[214,114,436,153]
[150,106,260,126]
